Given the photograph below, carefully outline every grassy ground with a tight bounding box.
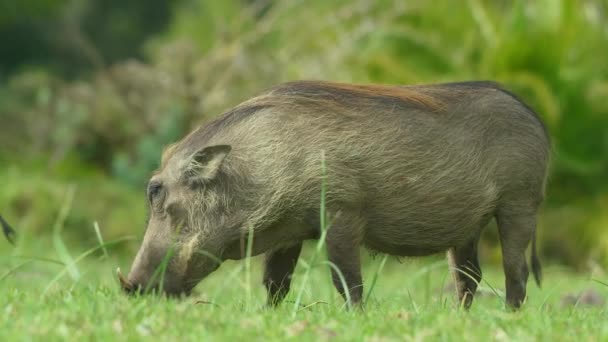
[1,238,607,341]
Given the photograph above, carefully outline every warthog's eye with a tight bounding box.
[166,203,185,218]
[147,181,163,204]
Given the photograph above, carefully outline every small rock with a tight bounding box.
[493,328,509,341]
[285,320,308,337]
[316,326,337,340]
[560,288,606,308]
[579,288,605,306]
[560,294,578,308]
[112,320,123,334]
[136,323,151,337]
[394,310,411,320]
[365,336,391,342]
[240,318,259,329]
[443,281,456,294]
[57,323,69,338]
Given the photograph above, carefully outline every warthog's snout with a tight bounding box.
[116,268,192,297]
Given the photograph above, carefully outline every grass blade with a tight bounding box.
[0,215,17,245]
[52,185,79,280]
[365,254,388,304]
[5,255,65,266]
[591,278,608,288]
[319,260,353,310]
[292,150,332,316]
[42,236,135,295]
[93,221,108,259]
[245,224,255,308]
[0,260,33,281]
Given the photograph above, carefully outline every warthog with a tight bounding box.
[121,80,549,309]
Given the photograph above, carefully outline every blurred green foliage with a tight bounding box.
[1,0,607,268]
[0,0,176,77]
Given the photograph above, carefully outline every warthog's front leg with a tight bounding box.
[263,243,303,306]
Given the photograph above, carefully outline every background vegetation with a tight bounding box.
[2,0,607,266]
[0,2,607,338]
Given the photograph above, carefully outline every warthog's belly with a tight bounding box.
[364,239,448,257]
[362,209,495,257]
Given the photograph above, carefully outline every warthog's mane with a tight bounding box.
[162,80,548,166]
[159,80,460,165]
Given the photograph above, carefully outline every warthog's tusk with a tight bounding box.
[116,267,133,289]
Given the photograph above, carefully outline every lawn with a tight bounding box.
[1,239,606,341]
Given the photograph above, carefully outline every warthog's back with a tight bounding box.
[173,81,550,256]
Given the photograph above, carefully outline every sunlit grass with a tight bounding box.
[1,244,607,341]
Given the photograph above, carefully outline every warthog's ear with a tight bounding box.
[185,145,232,182]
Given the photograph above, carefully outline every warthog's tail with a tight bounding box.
[1,215,16,245]
[530,232,542,287]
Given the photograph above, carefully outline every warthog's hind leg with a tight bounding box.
[448,235,482,309]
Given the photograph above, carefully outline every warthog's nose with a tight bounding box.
[117,268,192,296]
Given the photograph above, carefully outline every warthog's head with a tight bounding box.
[121,144,234,296]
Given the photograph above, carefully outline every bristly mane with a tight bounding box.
[269,80,446,112]
[161,80,542,165]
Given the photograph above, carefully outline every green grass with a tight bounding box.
[2,0,608,269]
[1,241,607,341]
